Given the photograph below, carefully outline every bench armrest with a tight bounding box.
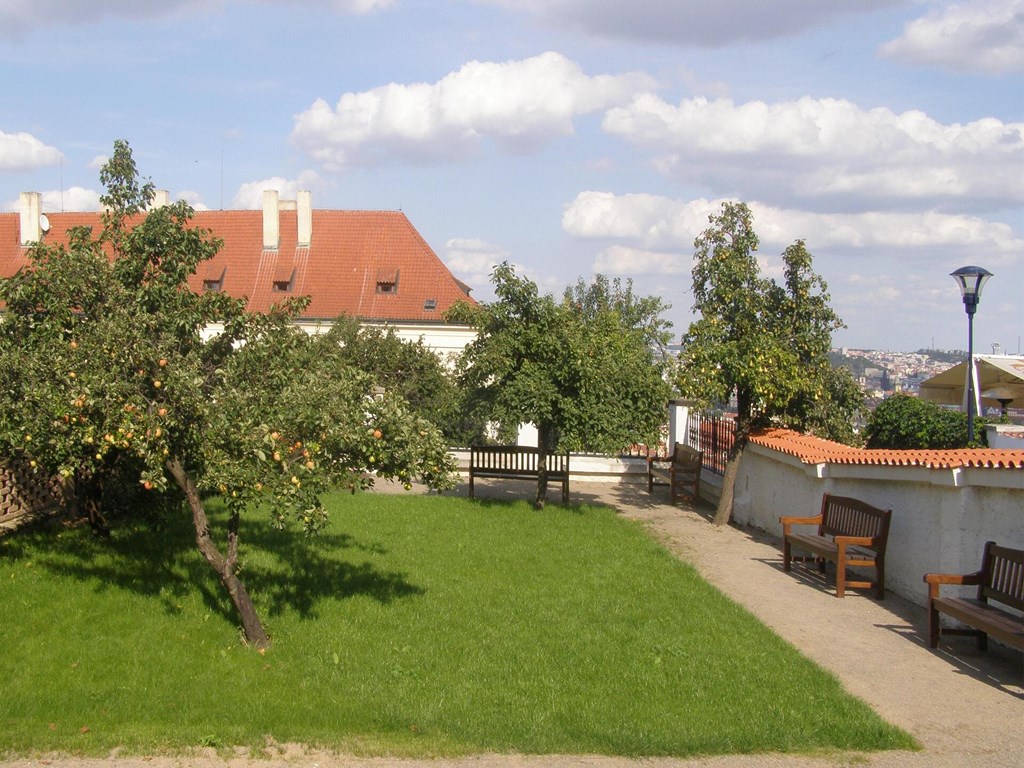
[923,570,984,599]
[647,455,672,465]
[833,535,880,548]
[779,514,822,535]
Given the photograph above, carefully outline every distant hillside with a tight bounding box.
[916,348,967,364]
[829,351,874,377]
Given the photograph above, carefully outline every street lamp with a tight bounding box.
[950,265,993,443]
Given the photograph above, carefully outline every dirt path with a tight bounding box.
[5,480,1021,768]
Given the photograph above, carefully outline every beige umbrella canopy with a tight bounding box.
[918,355,1024,411]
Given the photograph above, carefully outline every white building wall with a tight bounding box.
[731,442,1024,607]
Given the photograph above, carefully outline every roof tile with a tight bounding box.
[749,428,1024,469]
[0,206,474,322]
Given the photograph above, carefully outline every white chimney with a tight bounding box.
[297,190,312,247]
[150,190,170,209]
[262,189,279,250]
[19,192,42,245]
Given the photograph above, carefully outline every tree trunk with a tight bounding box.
[713,390,752,527]
[73,468,109,537]
[165,457,270,649]
[534,423,553,509]
[712,449,742,527]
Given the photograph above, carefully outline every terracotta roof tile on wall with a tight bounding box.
[750,428,1024,469]
[0,205,475,323]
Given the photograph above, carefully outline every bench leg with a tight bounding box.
[835,545,846,598]
[928,601,941,648]
[783,538,792,572]
[977,630,988,652]
[469,473,475,499]
[874,561,885,600]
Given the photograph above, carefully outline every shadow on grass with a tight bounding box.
[2,501,424,628]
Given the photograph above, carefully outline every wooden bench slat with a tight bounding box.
[647,443,702,505]
[781,494,891,599]
[926,541,1024,652]
[468,445,570,503]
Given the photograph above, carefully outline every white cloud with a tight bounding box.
[602,94,1024,211]
[445,237,508,273]
[593,244,692,275]
[291,52,655,169]
[88,154,109,171]
[563,191,1024,265]
[9,187,104,212]
[175,190,209,210]
[0,0,391,39]
[0,0,207,39]
[444,237,511,294]
[0,131,62,171]
[3,187,98,212]
[483,0,903,46]
[561,191,716,247]
[230,171,322,209]
[881,0,1024,75]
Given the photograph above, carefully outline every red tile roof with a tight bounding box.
[750,428,1024,469]
[0,206,474,323]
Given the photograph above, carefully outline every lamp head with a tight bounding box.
[950,265,992,314]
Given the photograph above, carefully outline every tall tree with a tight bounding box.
[328,316,479,446]
[0,141,458,648]
[676,203,859,524]
[448,264,672,507]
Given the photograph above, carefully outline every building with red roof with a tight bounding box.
[1,190,477,356]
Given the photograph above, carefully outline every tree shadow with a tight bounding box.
[240,519,424,619]
[2,502,424,630]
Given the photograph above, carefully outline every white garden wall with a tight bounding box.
[731,441,1023,608]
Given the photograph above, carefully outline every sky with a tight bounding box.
[1,0,1021,353]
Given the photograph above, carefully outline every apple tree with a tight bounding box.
[0,141,458,648]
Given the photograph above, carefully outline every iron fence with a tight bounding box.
[686,411,736,476]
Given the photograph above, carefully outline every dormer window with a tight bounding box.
[272,265,295,292]
[202,265,225,292]
[376,267,399,295]
[423,298,437,311]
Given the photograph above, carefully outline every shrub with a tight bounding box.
[864,393,981,449]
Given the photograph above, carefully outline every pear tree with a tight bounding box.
[676,202,861,524]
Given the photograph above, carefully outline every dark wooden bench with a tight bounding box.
[924,541,1024,652]
[647,443,703,504]
[780,493,892,599]
[468,445,570,504]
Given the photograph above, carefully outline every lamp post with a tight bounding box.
[950,265,993,443]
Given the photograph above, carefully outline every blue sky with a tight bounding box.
[2,0,1021,353]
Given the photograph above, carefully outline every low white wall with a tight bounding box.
[451,449,648,484]
[732,442,1024,607]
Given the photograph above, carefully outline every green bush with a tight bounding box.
[864,393,982,449]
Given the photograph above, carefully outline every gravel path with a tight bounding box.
[5,480,1021,768]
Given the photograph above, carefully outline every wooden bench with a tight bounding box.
[781,494,892,599]
[647,443,703,505]
[924,541,1024,652]
[468,445,570,504]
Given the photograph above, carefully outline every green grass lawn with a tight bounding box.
[0,491,916,758]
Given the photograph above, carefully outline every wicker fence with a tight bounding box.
[0,460,64,528]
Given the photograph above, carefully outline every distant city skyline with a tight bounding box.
[2,0,1021,353]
